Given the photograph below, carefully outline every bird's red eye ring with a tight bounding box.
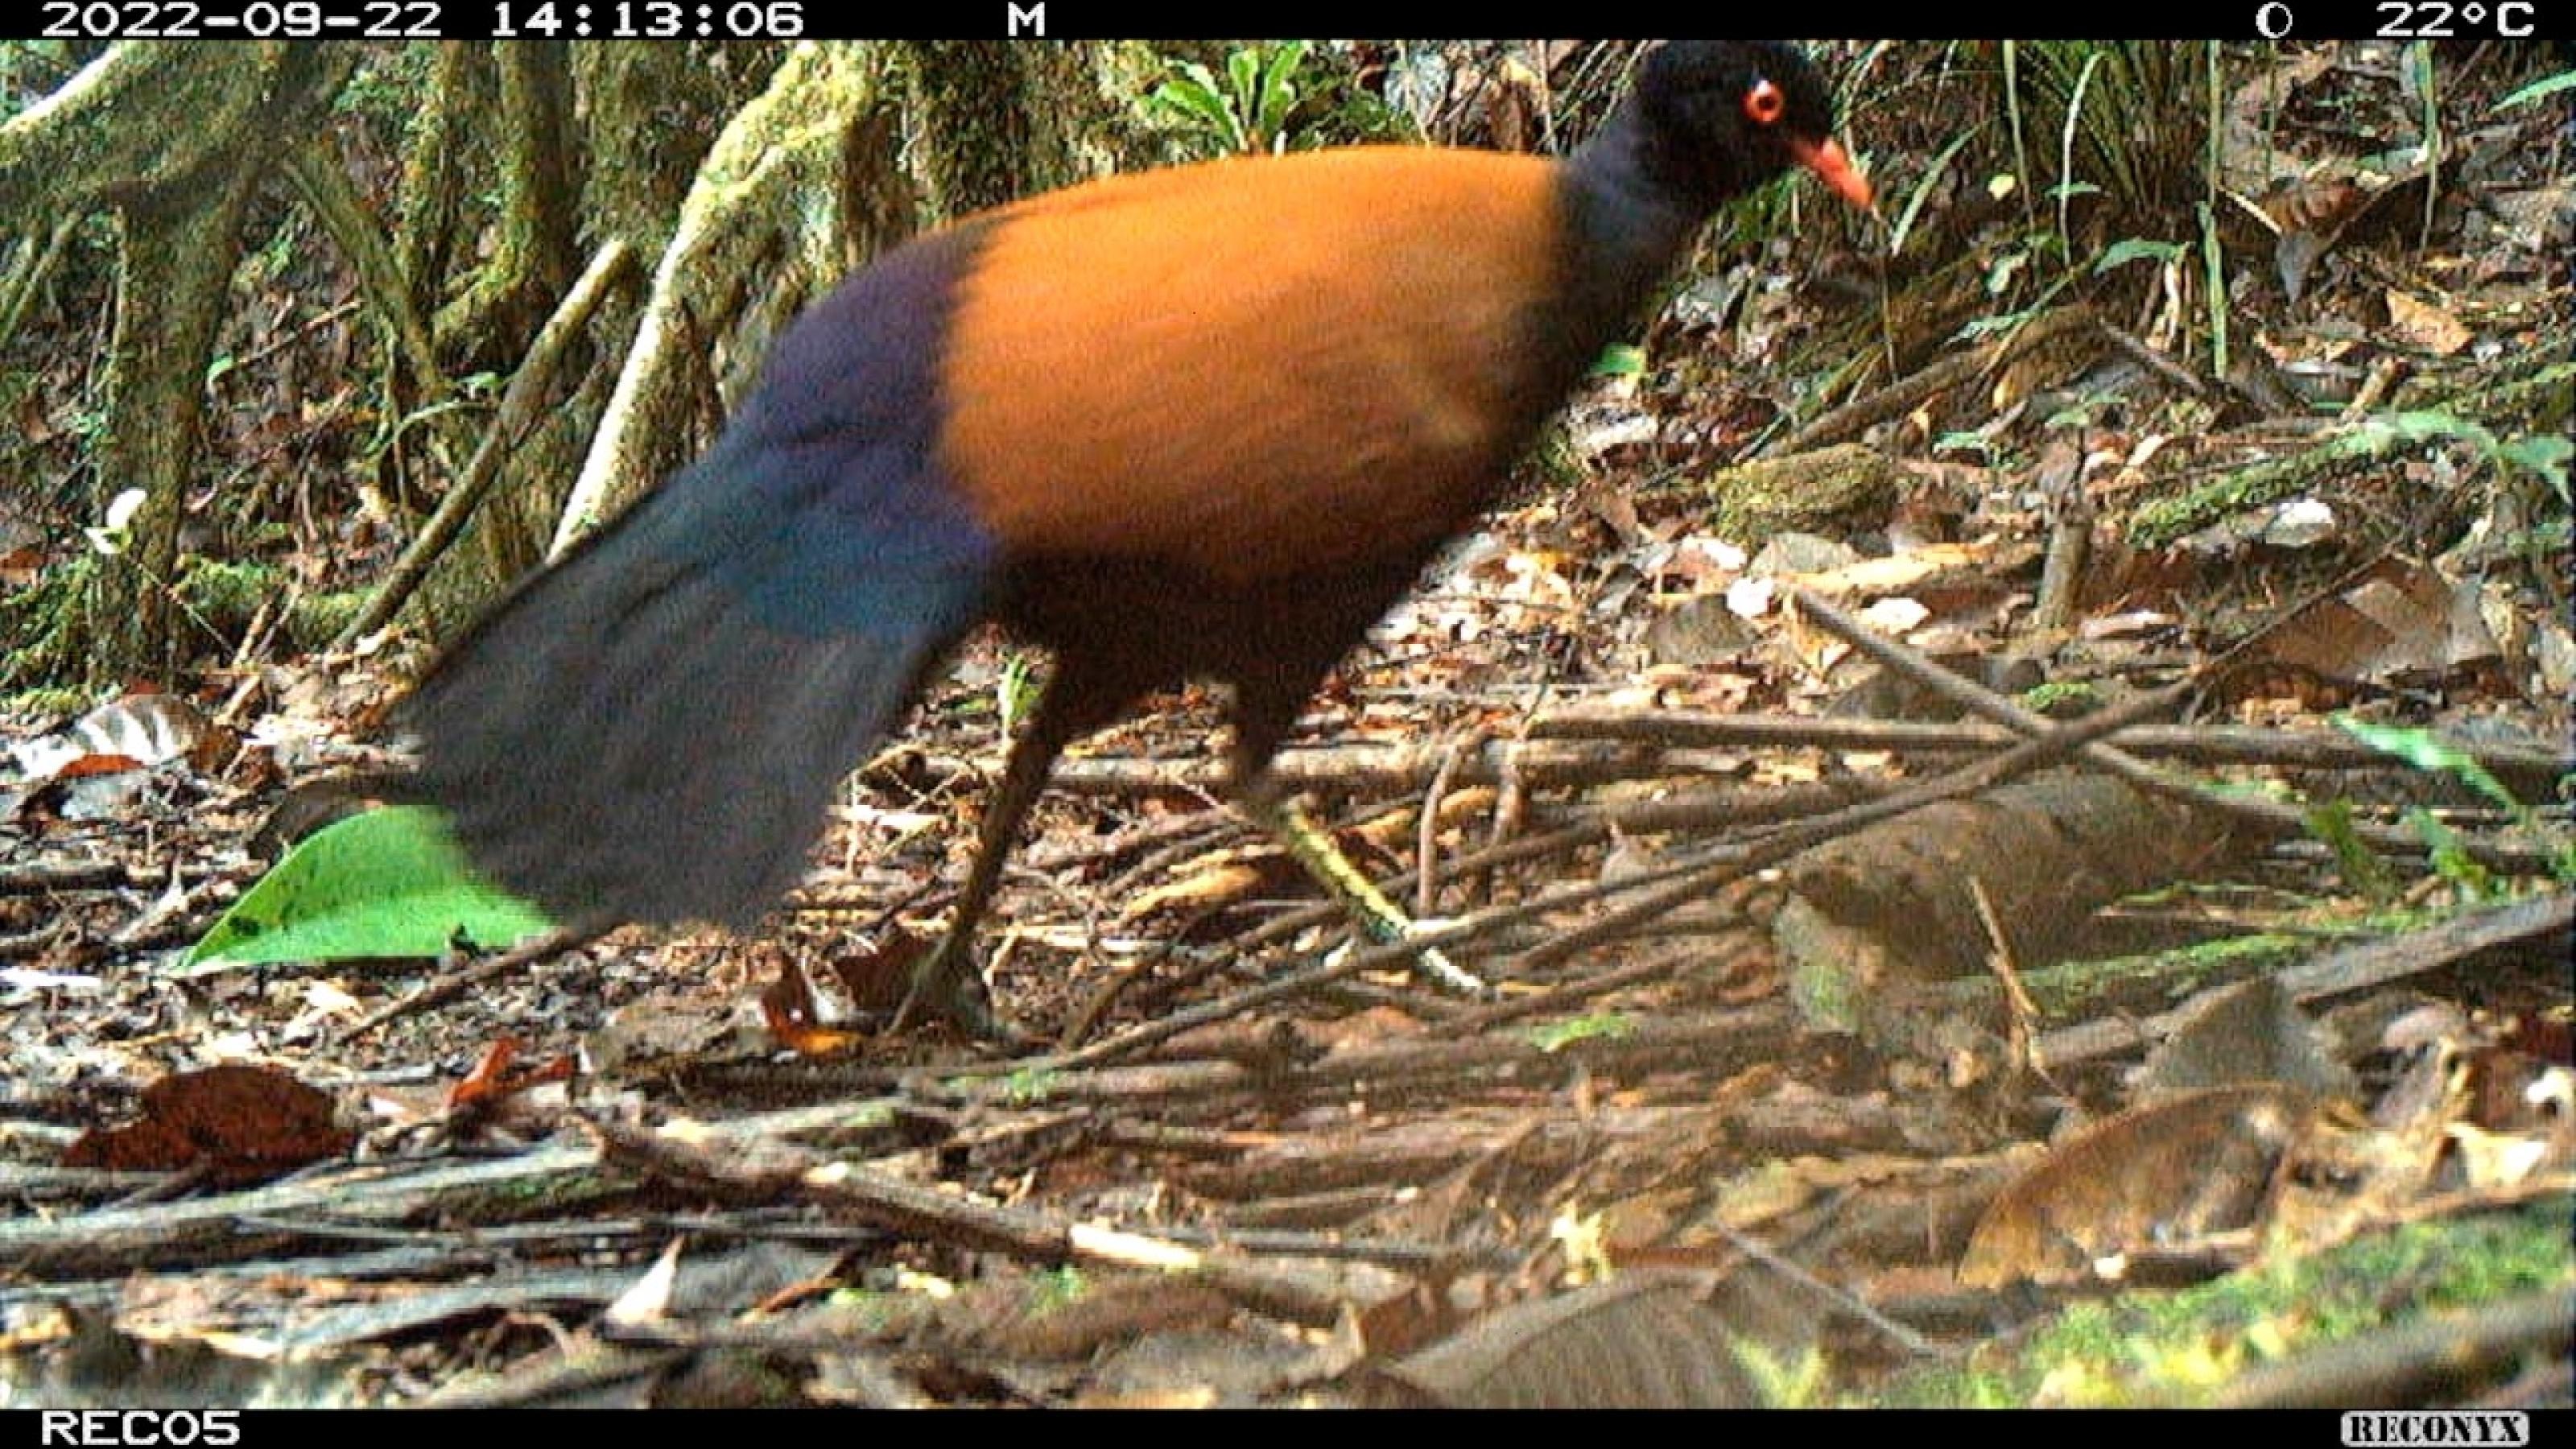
[1744,77,1785,125]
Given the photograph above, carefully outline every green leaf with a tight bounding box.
[2333,714,2522,815]
[2335,409,2568,497]
[2496,434,2571,499]
[1591,343,1646,378]
[1527,1013,1633,1052]
[2198,200,2228,377]
[2341,409,2500,456]
[2094,237,2183,274]
[2491,70,2576,112]
[2404,807,2496,897]
[180,806,554,973]
[2303,799,2396,903]
[1146,72,1228,130]
[2018,679,2101,713]
[1888,124,1984,260]
[1253,39,1307,142]
[997,649,1040,733]
[1032,1265,1089,1310]
[1001,1065,1062,1103]
[1225,46,1259,109]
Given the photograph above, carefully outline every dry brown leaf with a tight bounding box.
[1124,858,1268,920]
[2384,289,2472,356]
[63,1064,352,1185]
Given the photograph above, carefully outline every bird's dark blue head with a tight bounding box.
[1629,41,1871,212]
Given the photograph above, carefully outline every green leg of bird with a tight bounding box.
[892,664,1496,1038]
[894,782,1494,1040]
[1241,786,1494,1001]
[888,689,1084,1040]
[892,934,1009,1040]
[892,767,1494,1039]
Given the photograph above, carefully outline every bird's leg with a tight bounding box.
[1232,767,1493,1001]
[892,673,1091,1037]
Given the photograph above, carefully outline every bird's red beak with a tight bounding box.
[1790,136,1873,209]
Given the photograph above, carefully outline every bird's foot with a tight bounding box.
[889,938,1024,1042]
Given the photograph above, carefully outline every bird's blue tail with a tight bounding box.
[406,407,993,931]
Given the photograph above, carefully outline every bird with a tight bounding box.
[404,40,1872,1034]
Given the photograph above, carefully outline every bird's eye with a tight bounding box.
[1744,76,1785,126]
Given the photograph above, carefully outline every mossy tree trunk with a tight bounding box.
[0,42,354,679]
[393,45,486,345]
[101,171,262,671]
[450,42,749,585]
[902,41,1102,217]
[437,41,578,366]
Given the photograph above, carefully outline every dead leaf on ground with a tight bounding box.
[62,1064,352,1185]
[2383,289,2473,356]
[2233,556,2504,693]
